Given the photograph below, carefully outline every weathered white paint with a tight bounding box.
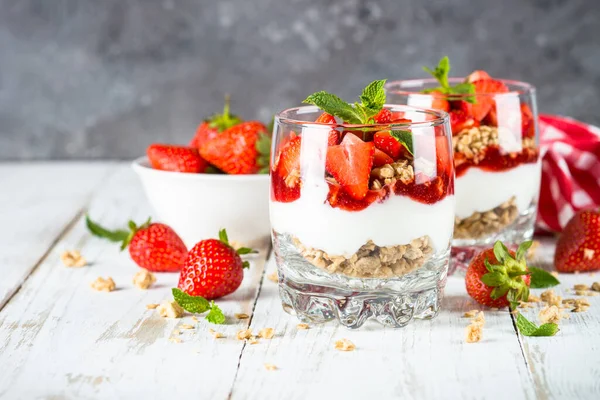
[0,163,599,399]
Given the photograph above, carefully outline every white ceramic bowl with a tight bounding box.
[132,157,270,248]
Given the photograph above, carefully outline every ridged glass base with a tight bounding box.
[273,232,449,329]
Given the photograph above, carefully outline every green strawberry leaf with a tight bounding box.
[516,240,533,261]
[303,92,363,124]
[256,133,271,174]
[204,165,225,174]
[493,240,511,264]
[208,95,242,132]
[490,285,510,300]
[205,302,226,324]
[390,130,413,155]
[237,247,257,255]
[218,229,229,245]
[528,266,561,289]
[481,271,507,287]
[360,79,387,116]
[172,288,211,314]
[515,313,559,337]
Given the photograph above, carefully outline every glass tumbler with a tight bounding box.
[386,79,541,272]
[269,105,455,328]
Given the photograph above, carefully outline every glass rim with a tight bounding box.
[385,77,536,97]
[275,104,449,129]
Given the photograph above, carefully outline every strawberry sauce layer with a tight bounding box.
[455,146,539,178]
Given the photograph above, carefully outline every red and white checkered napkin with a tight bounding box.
[537,114,600,232]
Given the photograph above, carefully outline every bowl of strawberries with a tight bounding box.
[133,99,271,248]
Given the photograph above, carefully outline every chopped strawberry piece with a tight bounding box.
[482,106,499,127]
[435,135,452,175]
[466,70,492,83]
[314,113,341,145]
[315,112,336,124]
[390,111,406,121]
[449,110,479,134]
[374,131,401,159]
[373,109,392,124]
[327,182,388,211]
[520,103,535,138]
[471,79,509,121]
[326,134,374,200]
[430,90,450,112]
[274,136,302,187]
[373,148,394,167]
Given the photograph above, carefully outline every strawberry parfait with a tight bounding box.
[270,81,455,328]
[386,57,541,270]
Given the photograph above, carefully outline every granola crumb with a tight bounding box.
[172,329,181,335]
[528,294,541,303]
[490,307,499,311]
[235,313,249,320]
[572,298,590,313]
[248,337,259,345]
[463,310,479,318]
[90,277,116,292]
[191,316,198,322]
[518,301,533,309]
[574,284,590,291]
[157,300,184,319]
[575,290,589,296]
[541,289,562,307]
[267,271,279,283]
[169,337,182,344]
[209,329,224,339]
[61,250,87,267]
[539,305,563,324]
[527,240,540,259]
[264,363,278,371]
[465,323,483,343]
[335,338,356,351]
[472,311,485,326]
[132,268,156,290]
[236,329,253,341]
[180,324,194,330]
[583,248,595,260]
[258,328,275,339]
[146,303,160,310]
[551,271,559,277]
[297,323,310,330]
[229,240,244,250]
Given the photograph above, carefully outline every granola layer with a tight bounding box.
[293,236,434,278]
[453,197,518,239]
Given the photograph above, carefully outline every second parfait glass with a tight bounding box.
[270,105,454,328]
[386,79,541,271]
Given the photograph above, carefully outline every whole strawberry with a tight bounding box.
[86,216,187,272]
[178,229,255,300]
[555,210,600,272]
[199,121,270,174]
[147,144,208,173]
[189,96,242,149]
[465,241,532,308]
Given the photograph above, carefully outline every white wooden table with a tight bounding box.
[1,163,599,400]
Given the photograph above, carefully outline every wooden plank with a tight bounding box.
[517,237,600,400]
[230,258,535,400]
[0,166,270,399]
[0,163,115,309]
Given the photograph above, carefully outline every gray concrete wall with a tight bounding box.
[0,0,598,160]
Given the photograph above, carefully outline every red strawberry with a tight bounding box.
[466,70,492,83]
[314,112,340,145]
[470,79,509,121]
[373,109,393,124]
[520,103,535,138]
[326,134,374,200]
[374,131,402,159]
[465,241,532,308]
[147,144,208,173]
[555,210,600,272]
[178,229,253,299]
[430,90,450,112]
[86,216,187,272]
[274,135,301,187]
[189,96,242,149]
[373,148,394,167]
[327,182,388,211]
[435,135,452,175]
[449,110,479,134]
[199,121,270,174]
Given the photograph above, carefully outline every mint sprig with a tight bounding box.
[172,288,226,324]
[528,267,561,289]
[515,313,559,337]
[86,215,151,251]
[390,130,413,155]
[422,56,476,103]
[303,79,387,124]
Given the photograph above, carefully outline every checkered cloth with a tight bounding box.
[537,114,600,232]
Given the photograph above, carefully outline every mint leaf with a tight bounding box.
[529,267,560,289]
[205,302,226,324]
[303,92,363,124]
[85,215,130,243]
[423,56,450,89]
[172,288,211,314]
[360,79,387,115]
[422,56,475,103]
[516,313,559,337]
[449,82,476,103]
[390,130,413,155]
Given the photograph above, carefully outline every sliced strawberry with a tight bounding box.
[373,109,392,124]
[449,110,479,135]
[326,134,374,200]
[466,70,492,83]
[327,182,388,211]
[374,131,401,159]
[315,112,336,124]
[520,103,535,138]
[274,136,301,186]
[373,148,394,167]
[482,106,499,127]
[430,90,450,112]
[435,135,451,175]
[471,79,509,121]
[314,112,340,145]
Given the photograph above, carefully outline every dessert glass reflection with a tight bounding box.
[270,105,454,328]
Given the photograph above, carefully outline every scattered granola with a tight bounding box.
[463,310,479,318]
[146,303,160,310]
[528,294,541,303]
[551,271,559,277]
[297,323,310,330]
[157,300,184,319]
[592,282,600,292]
[90,277,116,292]
[61,250,87,267]
[191,316,199,322]
[248,337,259,345]
[335,339,356,351]
[132,269,156,290]
[472,311,485,326]
[541,289,562,307]
[264,363,278,371]
[258,328,275,339]
[169,337,182,344]
[572,298,591,313]
[574,284,590,291]
[518,301,533,309]
[465,323,483,343]
[267,271,279,283]
[539,305,563,324]
[180,324,194,330]
[209,329,224,339]
[236,329,253,341]
[172,329,181,335]
[235,313,249,320]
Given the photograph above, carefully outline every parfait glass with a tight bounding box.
[269,105,455,328]
[386,79,541,273]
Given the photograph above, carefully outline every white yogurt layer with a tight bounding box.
[270,191,455,258]
[455,160,541,219]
